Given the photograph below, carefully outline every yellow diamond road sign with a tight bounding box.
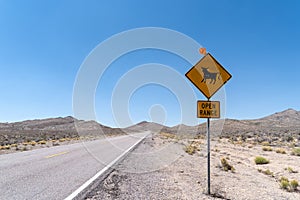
[185,53,232,99]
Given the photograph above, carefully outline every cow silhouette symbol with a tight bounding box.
[201,67,220,84]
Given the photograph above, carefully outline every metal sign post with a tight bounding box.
[185,49,232,196]
[207,116,211,194]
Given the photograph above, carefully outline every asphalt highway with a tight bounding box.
[0,132,148,200]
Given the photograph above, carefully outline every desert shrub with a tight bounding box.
[38,140,47,145]
[291,148,300,156]
[261,141,270,146]
[29,141,36,146]
[285,135,294,142]
[220,158,235,172]
[59,138,66,142]
[280,177,290,190]
[160,132,176,139]
[263,169,273,176]
[257,168,262,172]
[280,177,299,192]
[235,141,243,145]
[280,176,289,182]
[258,168,273,176]
[290,180,299,190]
[23,142,29,146]
[251,141,258,145]
[184,144,197,155]
[276,148,286,154]
[262,146,273,151]
[241,134,247,142]
[288,142,296,148]
[10,144,17,148]
[286,167,298,173]
[255,156,269,165]
[3,145,11,150]
[1,145,12,150]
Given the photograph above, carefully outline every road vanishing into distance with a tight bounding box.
[0,132,149,200]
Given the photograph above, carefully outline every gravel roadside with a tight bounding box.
[85,134,300,200]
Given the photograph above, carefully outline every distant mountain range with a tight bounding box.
[253,108,300,127]
[0,116,125,134]
[0,116,125,145]
[1,109,300,145]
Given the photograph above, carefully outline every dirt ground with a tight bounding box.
[85,134,300,200]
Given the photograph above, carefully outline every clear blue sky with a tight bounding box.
[0,0,300,127]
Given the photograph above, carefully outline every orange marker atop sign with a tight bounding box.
[199,47,206,55]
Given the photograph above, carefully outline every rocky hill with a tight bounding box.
[0,116,125,145]
[251,108,300,127]
[136,108,300,144]
[124,121,167,133]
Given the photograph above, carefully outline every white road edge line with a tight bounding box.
[64,132,149,200]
